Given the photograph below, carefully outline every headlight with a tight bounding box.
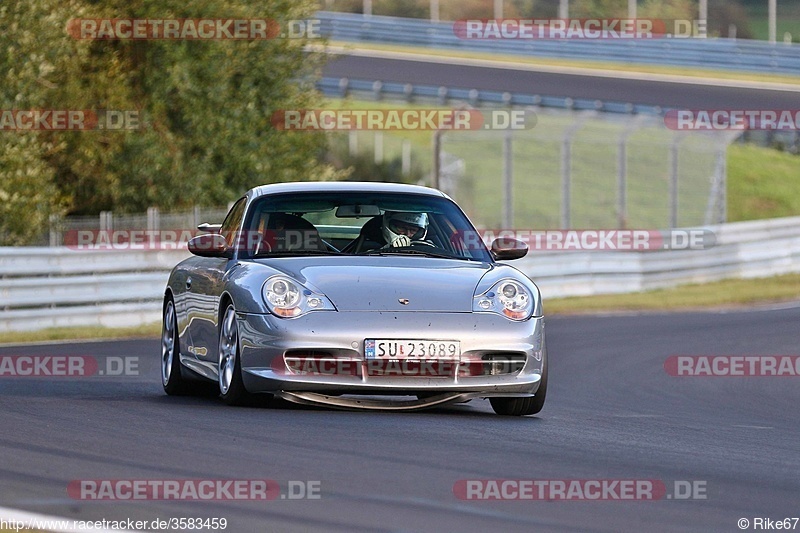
[473,279,534,321]
[262,276,335,318]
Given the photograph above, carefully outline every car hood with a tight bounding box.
[258,257,492,312]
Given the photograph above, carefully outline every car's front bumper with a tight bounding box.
[237,310,546,397]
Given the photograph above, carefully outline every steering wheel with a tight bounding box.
[411,239,436,248]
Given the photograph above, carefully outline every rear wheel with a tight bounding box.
[218,304,250,406]
[162,298,191,395]
[490,363,547,416]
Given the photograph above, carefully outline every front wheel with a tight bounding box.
[162,298,191,395]
[490,364,547,416]
[218,304,251,406]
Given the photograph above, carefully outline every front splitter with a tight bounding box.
[275,391,475,411]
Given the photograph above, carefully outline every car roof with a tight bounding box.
[250,181,447,199]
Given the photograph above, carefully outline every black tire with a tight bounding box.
[162,297,193,395]
[490,362,547,416]
[218,303,251,406]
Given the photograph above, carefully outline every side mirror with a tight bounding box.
[188,234,231,258]
[491,237,528,261]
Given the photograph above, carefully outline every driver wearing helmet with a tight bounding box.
[381,211,428,248]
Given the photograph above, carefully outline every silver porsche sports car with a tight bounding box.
[161,182,547,416]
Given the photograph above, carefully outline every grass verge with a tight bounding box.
[0,323,160,346]
[727,143,800,221]
[545,273,800,315]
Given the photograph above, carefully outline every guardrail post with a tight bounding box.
[430,0,439,22]
[437,86,448,105]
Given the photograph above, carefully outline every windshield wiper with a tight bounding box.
[362,248,460,260]
[254,250,343,258]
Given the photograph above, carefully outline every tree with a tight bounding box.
[1,0,335,244]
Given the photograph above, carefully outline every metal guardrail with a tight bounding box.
[317,77,666,115]
[2,216,800,332]
[316,12,800,76]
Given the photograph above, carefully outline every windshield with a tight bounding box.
[239,191,492,262]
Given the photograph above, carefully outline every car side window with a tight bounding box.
[220,197,247,250]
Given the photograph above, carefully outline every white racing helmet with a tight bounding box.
[382,211,428,244]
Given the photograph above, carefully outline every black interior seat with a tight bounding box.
[259,213,327,253]
[342,215,385,254]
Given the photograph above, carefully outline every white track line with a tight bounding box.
[0,505,146,533]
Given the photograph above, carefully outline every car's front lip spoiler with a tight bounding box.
[274,391,531,411]
[275,391,471,410]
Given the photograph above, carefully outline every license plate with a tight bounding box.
[365,339,460,360]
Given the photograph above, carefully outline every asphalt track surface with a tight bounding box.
[2,306,799,532]
[322,54,800,109]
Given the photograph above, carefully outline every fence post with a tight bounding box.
[401,139,412,176]
[561,136,571,228]
[718,147,727,224]
[669,139,680,228]
[147,207,160,232]
[374,131,384,164]
[616,137,627,229]
[49,214,61,247]
[99,211,113,231]
[503,130,513,228]
[432,130,442,189]
[559,113,593,229]
[349,131,358,156]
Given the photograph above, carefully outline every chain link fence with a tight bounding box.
[436,107,740,230]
